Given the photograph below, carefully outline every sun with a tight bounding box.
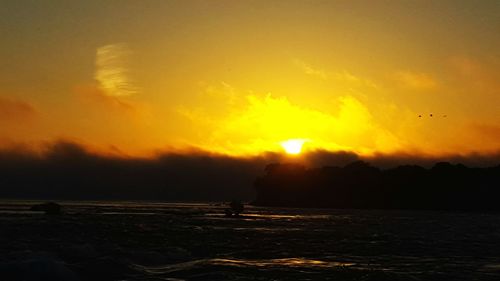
[280,139,306,155]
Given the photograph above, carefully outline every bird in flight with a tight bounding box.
[418,113,447,118]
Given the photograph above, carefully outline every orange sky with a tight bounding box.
[1,0,499,158]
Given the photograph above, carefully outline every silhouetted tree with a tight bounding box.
[253,162,500,211]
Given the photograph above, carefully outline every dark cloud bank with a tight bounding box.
[1,141,500,207]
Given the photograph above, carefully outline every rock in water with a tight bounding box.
[230,200,244,216]
[30,202,62,215]
[224,209,231,217]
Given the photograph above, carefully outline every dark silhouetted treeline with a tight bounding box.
[253,161,500,211]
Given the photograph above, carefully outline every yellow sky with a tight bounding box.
[1,1,499,157]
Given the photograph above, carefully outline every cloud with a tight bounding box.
[179,86,402,155]
[449,56,500,97]
[293,59,329,80]
[0,96,37,122]
[471,123,500,144]
[95,43,138,97]
[333,70,379,89]
[293,59,378,88]
[0,140,263,201]
[74,84,139,114]
[450,56,481,77]
[393,71,437,89]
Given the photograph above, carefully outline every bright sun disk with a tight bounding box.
[280,139,306,155]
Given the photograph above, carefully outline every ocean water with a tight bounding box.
[1,201,500,280]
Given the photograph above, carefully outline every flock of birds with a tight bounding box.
[419,114,447,118]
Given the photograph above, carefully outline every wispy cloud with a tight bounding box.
[293,59,378,88]
[449,56,500,97]
[95,43,137,97]
[0,97,36,122]
[471,123,500,144]
[74,84,138,114]
[0,97,37,143]
[393,71,437,89]
[333,70,378,89]
[293,59,329,80]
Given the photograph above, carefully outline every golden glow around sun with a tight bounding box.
[1,1,500,159]
[280,139,306,155]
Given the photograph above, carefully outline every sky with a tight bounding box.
[1,0,500,158]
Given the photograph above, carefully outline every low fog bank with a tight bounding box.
[0,141,265,201]
[0,141,499,201]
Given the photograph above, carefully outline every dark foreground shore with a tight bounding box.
[1,201,500,280]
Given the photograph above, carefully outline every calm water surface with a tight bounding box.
[1,200,500,280]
